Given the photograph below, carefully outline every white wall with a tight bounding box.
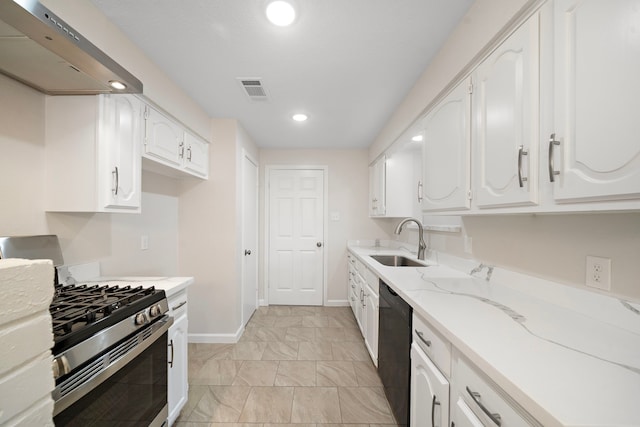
[259,149,394,304]
[179,119,259,340]
[370,0,640,301]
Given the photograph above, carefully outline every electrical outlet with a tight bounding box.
[586,256,611,291]
[141,235,149,251]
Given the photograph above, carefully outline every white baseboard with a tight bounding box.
[258,299,267,306]
[325,299,349,307]
[188,324,244,343]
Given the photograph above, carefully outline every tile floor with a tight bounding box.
[175,305,398,426]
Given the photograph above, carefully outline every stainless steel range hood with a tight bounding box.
[0,0,142,95]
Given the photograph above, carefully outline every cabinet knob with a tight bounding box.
[244,249,252,256]
[316,242,323,248]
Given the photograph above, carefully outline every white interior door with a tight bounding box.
[268,167,325,306]
[242,152,258,326]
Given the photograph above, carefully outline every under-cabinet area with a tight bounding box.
[348,245,640,427]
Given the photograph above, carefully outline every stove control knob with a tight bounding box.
[149,304,162,318]
[135,312,149,326]
[52,355,70,379]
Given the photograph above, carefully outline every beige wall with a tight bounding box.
[179,119,259,339]
[259,149,394,304]
[371,0,640,301]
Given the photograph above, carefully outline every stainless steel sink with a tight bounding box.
[370,255,428,267]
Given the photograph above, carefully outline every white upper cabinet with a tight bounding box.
[422,77,472,212]
[143,104,209,179]
[45,94,143,213]
[183,131,209,178]
[551,0,640,202]
[100,94,142,210]
[369,156,386,216]
[144,106,183,167]
[473,14,540,208]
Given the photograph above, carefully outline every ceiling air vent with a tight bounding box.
[237,78,268,101]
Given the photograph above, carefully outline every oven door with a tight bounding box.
[54,316,173,427]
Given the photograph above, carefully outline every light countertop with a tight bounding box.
[348,244,640,427]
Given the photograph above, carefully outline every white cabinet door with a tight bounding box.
[422,78,472,211]
[451,397,484,427]
[354,272,364,331]
[100,94,142,210]
[473,14,539,208]
[183,130,209,178]
[551,0,640,202]
[168,312,188,426]
[363,282,378,365]
[410,344,449,427]
[369,156,386,216]
[144,106,183,167]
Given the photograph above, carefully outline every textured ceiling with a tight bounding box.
[90,0,473,148]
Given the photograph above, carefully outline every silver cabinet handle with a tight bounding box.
[415,329,432,347]
[317,242,323,248]
[179,141,185,159]
[244,249,251,256]
[466,386,502,426]
[431,394,441,427]
[168,338,174,368]
[112,167,119,195]
[517,145,528,188]
[187,146,192,161]
[417,180,424,203]
[172,301,187,311]
[548,133,561,182]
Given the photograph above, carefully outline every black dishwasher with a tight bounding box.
[378,280,412,427]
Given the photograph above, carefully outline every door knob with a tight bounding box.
[244,249,251,256]
[316,242,323,247]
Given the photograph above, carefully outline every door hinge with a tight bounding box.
[143,106,149,120]
[467,190,473,200]
[468,82,473,94]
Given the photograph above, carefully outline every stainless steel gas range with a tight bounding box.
[0,235,172,426]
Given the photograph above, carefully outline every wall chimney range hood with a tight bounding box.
[0,0,142,95]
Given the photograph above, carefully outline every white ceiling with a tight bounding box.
[90,0,473,149]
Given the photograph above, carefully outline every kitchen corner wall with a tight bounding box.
[179,119,259,341]
[259,149,395,304]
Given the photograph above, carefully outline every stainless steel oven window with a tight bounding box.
[54,332,168,427]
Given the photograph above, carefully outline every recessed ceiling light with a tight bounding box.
[411,135,423,142]
[292,113,308,122]
[266,1,296,26]
[109,80,127,90]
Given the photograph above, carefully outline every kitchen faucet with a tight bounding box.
[394,217,426,260]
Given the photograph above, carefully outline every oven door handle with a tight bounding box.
[53,315,174,416]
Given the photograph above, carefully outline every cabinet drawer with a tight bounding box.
[168,291,188,318]
[363,268,379,296]
[412,313,451,377]
[453,355,541,426]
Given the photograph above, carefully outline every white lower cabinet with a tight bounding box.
[451,396,485,427]
[451,352,540,427]
[347,252,379,365]
[167,291,189,426]
[411,313,451,427]
[410,343,449,427]
[362,277,379,365]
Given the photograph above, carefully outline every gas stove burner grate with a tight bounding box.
[50,283,165,355]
